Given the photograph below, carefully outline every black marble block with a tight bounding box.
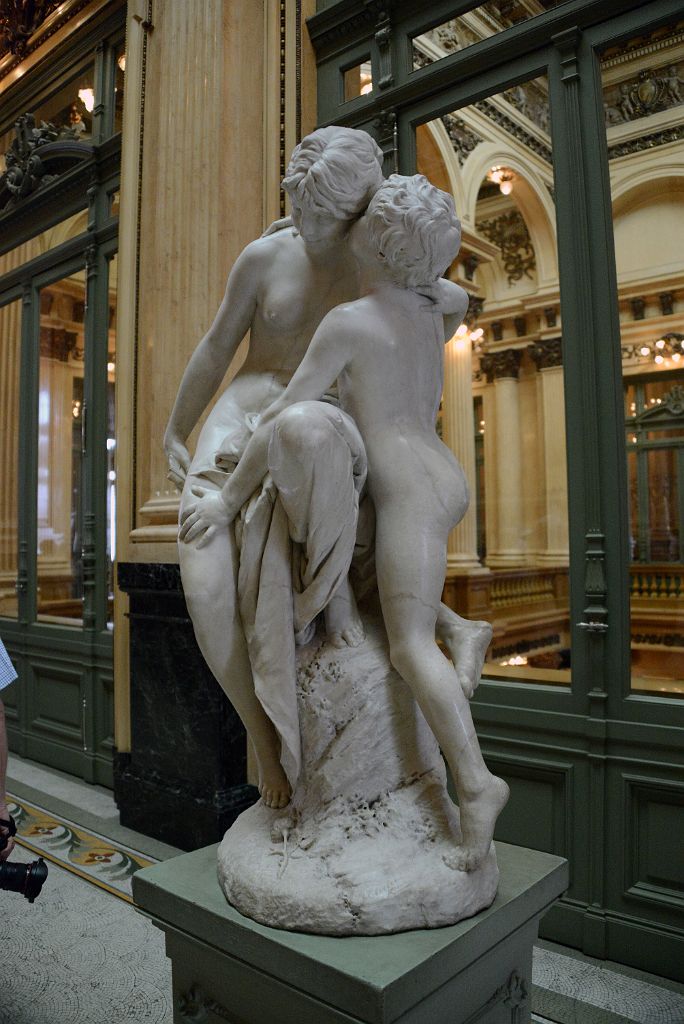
[115,562,258,851]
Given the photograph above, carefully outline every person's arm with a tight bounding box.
[179,307,357,546]
[0,698,14,861]
[416,278,470,341]
[163,243,263,488]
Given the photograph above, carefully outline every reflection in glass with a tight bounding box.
[412,3,570,71]
[32,64,96,141]
[106,255,117,627]
[601,31,684,696]
[420,75,571,685]
[0,299,22,618]
[114,47,126,134]
[36,272,86,625]
[343,61,372,102]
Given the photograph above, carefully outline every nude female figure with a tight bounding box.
[169,129,490,812]
[179,175,507,870]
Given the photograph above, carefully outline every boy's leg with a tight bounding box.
[375,512,508,871]
[436,604,493,699]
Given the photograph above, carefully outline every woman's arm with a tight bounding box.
[179,307,356,546]
[163,242,263,487]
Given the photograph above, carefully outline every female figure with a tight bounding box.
[165,128,384,809]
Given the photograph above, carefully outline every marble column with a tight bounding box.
[530,340,569,566]
[442,336,483,573]
[133,0,265,551]
[481,349,525,568]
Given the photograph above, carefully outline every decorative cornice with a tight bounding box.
[475,98,552,163]
[0,0,95,79]
[476,208,536,285]
[529,338,563,370]
[0,1,60,59]
[441,112,483,166]
[480,348,522,383]
[604,61,683,126]
[608,123,683,159]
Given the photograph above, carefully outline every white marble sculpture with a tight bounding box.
[166,130,507,935]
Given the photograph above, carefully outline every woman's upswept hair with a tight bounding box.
[365,174,461,287]
[282,126,384,221]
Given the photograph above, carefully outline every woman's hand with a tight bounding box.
[179,486,236,547]
[164,432,192,491]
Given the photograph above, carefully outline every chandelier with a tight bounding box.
[638,332,684,366]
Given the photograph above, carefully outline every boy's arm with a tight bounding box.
[417,279,470,341]
[179,308,357,546]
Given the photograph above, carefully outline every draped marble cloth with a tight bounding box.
[210,400,371,789]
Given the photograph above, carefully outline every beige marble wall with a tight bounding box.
[127,0,264,557]
[113,0,318,748]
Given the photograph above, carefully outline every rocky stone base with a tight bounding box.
[218,616,499,935]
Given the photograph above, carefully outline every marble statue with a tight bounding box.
[167,129,505,935]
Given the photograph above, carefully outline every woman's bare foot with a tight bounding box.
[257,758,291,810]
[324,577,365,649]
[439,617,492,699]
[444,775,509,872]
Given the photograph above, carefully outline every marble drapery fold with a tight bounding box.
[216,401,369,789]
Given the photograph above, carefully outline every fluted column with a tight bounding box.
[481,349,525,568]
[442,336,483,572]
[530,340,569,565]
[133,0,264,546]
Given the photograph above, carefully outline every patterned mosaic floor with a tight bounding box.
[6,793,157,902]
[1,844,173,1024]
[533,944,684,1024]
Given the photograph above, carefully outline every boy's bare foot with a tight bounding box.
[443,775,509,872]
[439,618,492,699]
[325,577,365,649]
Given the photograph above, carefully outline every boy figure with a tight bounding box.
[181,175,507,870]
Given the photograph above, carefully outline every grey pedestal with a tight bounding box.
[133,842,568,1024]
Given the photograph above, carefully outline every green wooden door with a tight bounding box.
[309,0,684,979]
[0,20,123,787]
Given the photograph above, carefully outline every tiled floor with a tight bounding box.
[3,755,684,1024]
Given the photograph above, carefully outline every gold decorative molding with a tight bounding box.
[0,0,120,93]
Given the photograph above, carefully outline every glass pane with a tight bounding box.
[106,254,117,627]
[420,74,571,686]
[343,60,372,102]
[36,271,86,625]
[114,46,126,134]
[0,298,22,618]
[412,3,571,70]
[601,33,684,697]
[33,64,96,140]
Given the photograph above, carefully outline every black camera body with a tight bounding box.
[0,814,48,902]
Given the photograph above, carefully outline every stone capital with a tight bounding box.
[529,338,563,371]
[481,348,523,383]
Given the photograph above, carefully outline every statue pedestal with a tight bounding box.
[133,842,568,1024]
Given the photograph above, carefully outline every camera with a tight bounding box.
[0,815,48,903]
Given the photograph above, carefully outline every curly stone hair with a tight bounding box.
[365,173,461,287]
